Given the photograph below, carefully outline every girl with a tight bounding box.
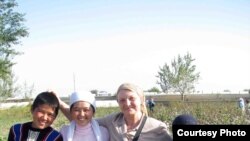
[60,90,109,141]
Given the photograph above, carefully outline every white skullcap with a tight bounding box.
[70,90,96,111]
[239,98,244,101]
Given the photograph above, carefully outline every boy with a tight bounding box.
[7,91,63,141]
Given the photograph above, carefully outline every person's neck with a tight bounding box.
[125,112,143,130]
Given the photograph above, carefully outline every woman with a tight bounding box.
[59,90,109,141]
[59,83,172,141]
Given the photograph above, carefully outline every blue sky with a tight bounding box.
[13,0,250,97]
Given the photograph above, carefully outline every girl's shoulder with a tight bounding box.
[59,124,70,134]
[100,125,108,133]
[100,126,110,140]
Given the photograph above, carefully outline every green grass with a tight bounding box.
[0,105,32,141]
[0,101,249,140]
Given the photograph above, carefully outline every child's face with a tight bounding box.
[31,104,56,129]
[70,101,94,126]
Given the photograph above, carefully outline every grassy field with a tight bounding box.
[0,101,249,140]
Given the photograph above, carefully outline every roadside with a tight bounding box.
[0,100,118,109]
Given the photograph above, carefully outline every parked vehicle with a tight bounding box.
[97,91,110,96]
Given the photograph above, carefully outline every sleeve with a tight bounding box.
[55,134,63,141]
[95,112,118,128]
[59,125,68,140]
[95,117,107,127]
[7,125,14,141]
[100,126,110,141]
[95,114,115,128]
[156,120,172,140]
[143,117,173,141]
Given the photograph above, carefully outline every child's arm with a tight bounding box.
[51,91,71,121]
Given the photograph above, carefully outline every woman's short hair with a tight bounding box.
[116,83,148,116]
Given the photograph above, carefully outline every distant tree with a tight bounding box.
[156,52,200,100]
[147,87,161,93]
[0,72,14,99]
[0,0,28,98]
[156,63,173,93]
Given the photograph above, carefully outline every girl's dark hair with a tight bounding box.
[31,91,60,118]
